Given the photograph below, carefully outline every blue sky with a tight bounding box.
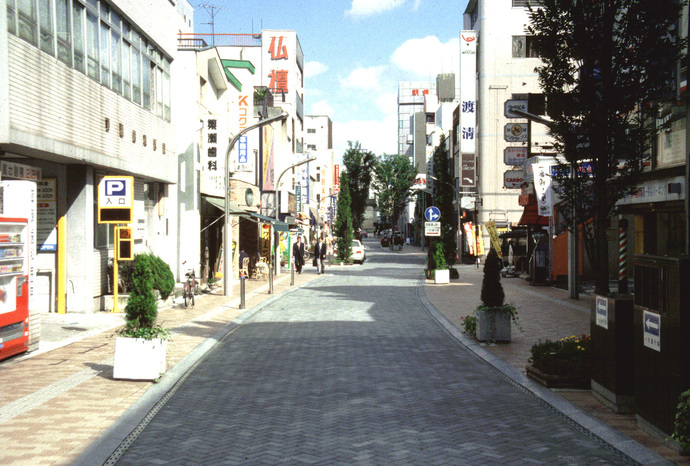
[193,0,470,160]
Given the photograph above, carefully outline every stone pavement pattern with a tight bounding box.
[114,248,630,464]
[0,271,313,464]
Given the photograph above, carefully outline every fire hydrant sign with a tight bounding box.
[425,221,441,237]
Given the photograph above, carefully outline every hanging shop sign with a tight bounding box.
[503,171,525,189]
[504,123,528,142]
[504,99,528,118]
[504,147,528,166]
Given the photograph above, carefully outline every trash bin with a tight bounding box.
[633,255,690,440]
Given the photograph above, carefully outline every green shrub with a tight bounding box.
[673,389,690,453]
[144,253,175,299]
[461,315,477,335]
[120,254,169,340]
[528,335,591,378]
[480,248,505,307]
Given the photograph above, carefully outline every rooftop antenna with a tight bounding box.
[197,4,227,46]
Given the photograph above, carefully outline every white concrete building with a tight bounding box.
[1,0,193,317]
[464,0,554,231]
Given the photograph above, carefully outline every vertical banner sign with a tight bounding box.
[201,116,224,196]
[463,223,476,255]
[262,125,275,191]
[37,179,57,251]
[334,165,340,193]
[534,162,554,216]
[267,35,290,96]
[484,220,503,258]
[460,31,477,156]
[296,185,302,213]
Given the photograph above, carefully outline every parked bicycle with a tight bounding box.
[182,262,197,308]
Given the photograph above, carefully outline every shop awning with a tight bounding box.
[202,195,245,214]
[309,206,324,226]
[202,196,288,231]
[245,211,289,232]
[518,203,549,226]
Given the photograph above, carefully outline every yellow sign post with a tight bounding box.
[484,220,503,259]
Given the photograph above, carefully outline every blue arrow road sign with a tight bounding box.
[425,206,441,222]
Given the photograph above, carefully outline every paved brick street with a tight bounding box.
[0,239,683,464]
[107,244,642,465]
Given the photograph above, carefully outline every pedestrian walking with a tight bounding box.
[293,236,305,274]
[315,236,326,274]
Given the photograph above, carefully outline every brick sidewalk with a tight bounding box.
[0,269,319,464]
[421,247,688,465]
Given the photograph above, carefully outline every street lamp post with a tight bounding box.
[272,155,317,276]
[223,112,288,297]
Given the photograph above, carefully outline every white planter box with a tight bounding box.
[113,337,167,381]
[434,269,450,284]
[475,309,512,342]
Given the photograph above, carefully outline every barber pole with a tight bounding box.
[618,219,628,294]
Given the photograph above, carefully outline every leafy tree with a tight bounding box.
[334,171,354,262]
[373,153,418,237]
[122,255,159,337]
[431,135,456,267]
[528,0,682,295]
[342,141,376,232]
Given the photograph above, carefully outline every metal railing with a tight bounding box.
[178,33,262,50]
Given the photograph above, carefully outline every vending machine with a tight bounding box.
[0,217,30,361]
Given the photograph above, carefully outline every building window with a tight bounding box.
[17,0,38,45]
[512,36,540,58]
[307,128,316,134]
[55,0,71,65]
[38,0,54,55]
[8,0,170,122]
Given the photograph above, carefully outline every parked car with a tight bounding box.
[351,240,366,263]
[333,240,367,263]
[380,234,391,247]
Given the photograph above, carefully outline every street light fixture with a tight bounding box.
[223,112,289,296]
[272,155,317,275]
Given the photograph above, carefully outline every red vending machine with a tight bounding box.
[0,217,30,361]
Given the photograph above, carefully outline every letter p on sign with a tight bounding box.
[105,180,126,196]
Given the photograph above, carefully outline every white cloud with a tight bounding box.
[390,36,460,79]
[346,0,404,17]
[310,100,334,117]
[375,92,397,115]
[339,66,387,90]
[305,61,329,79]
[332,113,398,160]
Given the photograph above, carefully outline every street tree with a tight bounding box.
[334,171,354,262]
[528,0,683,295]
[373,153,418,236]
[431,135,456,267]
[342,141,376,233]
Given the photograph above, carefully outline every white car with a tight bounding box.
[351,240,366,263]
[334,240,367,263]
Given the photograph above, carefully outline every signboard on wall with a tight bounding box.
[503,171,525,189]
[460,153,476,187]
[37,179,57,251]
[504,147,528,166]
[505,123,528,142]
[460,31,477,154]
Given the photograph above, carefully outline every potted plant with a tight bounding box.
[526,335,591,389]
[475,248,518,342]
[113,254,171,381]
[430,242,449,284]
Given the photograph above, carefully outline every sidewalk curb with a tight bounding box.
[74,277,316,466]
[416,280,672,466]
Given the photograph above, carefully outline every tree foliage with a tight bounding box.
[528,0,683,295]
[334,171,354,262]
[373,153,418,232]
[342,141,376,232]
[431,135,456,266]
